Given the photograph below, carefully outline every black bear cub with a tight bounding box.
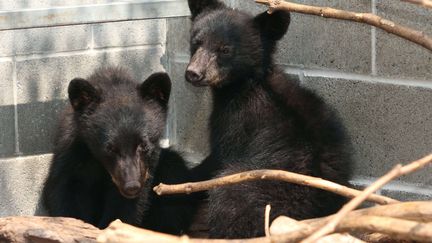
[186,0,352,238]
[42,67,197,234]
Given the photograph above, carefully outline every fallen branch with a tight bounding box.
[270,216,366,243]
[264,204,271,237]
[154,169,397,205]
[402,0,432,9]
[0,216,100,243]
[97,202,432,243]
[98,219,268,243]
[2,201,430,243]
[314,233,366,243]
[255,0,432,51]
[271,201,432,242]
[301,153,432,243]
[304,200,432,223]
[337,215,432,242]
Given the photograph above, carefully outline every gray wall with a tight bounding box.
[0,0,431,216]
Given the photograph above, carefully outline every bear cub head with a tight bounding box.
[185,0,290,88]
[68,67,171,199]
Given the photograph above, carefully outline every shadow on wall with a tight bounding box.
[6,48,167,158]
[0,153,51,217]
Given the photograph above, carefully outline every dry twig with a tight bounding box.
[98,219,268,243]
[337,215,432,242]
[255,0,432,51]
[154,170,397,205]
[270,216,366,243]
[271,201,432,242]
[264,204,271,237]
[97,206,432,243]
[301,153,432,243]
[3,201,428,243]
[402,0,432,9]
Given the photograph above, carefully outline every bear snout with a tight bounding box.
[121,181,142,199]
[185,69,204,85]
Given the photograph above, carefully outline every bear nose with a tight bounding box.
[123,181,141,196]
[185,69,203,84]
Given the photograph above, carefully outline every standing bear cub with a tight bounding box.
[42,67,197,234]
[186,0,352,238]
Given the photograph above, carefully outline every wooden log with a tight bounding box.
[98,220,268,243]
[0,216,100,243]
[267,201,432,242]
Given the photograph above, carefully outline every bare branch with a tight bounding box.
[264,204,271,237]
[304,200,432,224]
[98,219,269,243]
[270,216,367,242]
[255,0,432,52]
[97,204,432,243]
[315,233,366,243]
[301,153,432,243]
[3,201,431,243]
[154,169,398,205]
[337,215,432,242]
[402,0,432,9]
[271,201,432,242]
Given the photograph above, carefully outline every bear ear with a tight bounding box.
[68,78,101,112]
[253,10,290,41]
[188,0,224,20]
[139,72,172,107]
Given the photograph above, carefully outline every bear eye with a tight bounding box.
[192,39,203,47]
[219,45,232,55]
[137,144,149,154]
[106,144,119,154]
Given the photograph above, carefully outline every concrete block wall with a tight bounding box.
[0,0,187,216]
[0,0,431,216]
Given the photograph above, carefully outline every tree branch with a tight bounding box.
[98,219,269,243]
[255,0,432,52]
[154,169,398,205]
[270,201,432,242]
[3,201,430,243]
[402,0,432,9]
[97,203,432,243]
[301,153,432,243]
[264,204,271,237]
[337,215,432,242]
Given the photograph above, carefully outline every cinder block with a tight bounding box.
[0,61,15,157]
[167,17,191,58]
[0,107,15,157]
[167,61,211,164]
[166,17,210,163]
[0,0,124,10]
[350,177,432,201]
[93,19,166,49]
[17,100,67,155]
[0,25,91,57]
[375,0,432,81]
[302,76,432,185]
[16,46,166,154]
[381,184,432,201]
[227,0,372,74]
[0,154,51,216]
[0,61,14,106]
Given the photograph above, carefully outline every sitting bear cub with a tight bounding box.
[186,0,352,238]
[42,67,198,234]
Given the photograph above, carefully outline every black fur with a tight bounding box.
[42,67,197,234]
[186,0,351,238]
